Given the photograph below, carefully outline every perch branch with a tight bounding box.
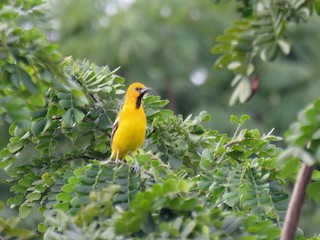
[281,163,314,240]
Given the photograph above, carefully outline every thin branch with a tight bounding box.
[281,163,314,240]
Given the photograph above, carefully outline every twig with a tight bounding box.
[281,163,314,240]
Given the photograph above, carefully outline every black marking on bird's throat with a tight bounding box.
[136,94,143,109]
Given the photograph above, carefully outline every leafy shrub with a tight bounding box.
[1,0,320,239]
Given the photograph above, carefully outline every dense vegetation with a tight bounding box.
[1,0,320,239]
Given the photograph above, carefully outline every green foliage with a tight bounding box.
[279,98,320,167]
[43,180,281,240]
[1,68,287,238]
[212,0,320,105]
[2,0,320,239]
[196,115,285,220]
[0,48,288,238]
[0,0,62,131]
[148,110,212,171]
[0,10,289,232]
[279,98,320,204]
[1,57,131,217]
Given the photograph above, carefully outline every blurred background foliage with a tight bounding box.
[49,0,320,135]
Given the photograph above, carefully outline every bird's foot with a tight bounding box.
[101,159,111,165]
[133,159,140,173]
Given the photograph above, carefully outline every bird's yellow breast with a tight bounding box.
[111,106,146,159]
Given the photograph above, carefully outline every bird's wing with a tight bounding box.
[110,117,119,146]
[110,96,125,146]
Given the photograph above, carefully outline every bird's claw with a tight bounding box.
[101,159,110,165]
[133,162,140,173]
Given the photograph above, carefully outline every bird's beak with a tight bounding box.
[140,87,152,95]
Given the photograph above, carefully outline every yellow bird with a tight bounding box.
[110,82,151,172]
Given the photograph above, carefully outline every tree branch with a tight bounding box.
[281,163,314,240]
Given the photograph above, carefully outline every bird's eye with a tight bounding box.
[135,87,141,91]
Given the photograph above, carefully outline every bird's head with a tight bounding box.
[126,82,151,99]
[126,82,151,108]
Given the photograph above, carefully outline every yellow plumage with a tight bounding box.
[110,82,151,172]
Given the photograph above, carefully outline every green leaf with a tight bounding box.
[214,54,232,70]
[180,198,197,211]
[71,89,89,107]
[61,183,75,193]
[254,34,274,45]
[56,192,72,202]
[244,215,259,229]
[7,102,30,122]
[62,108,85,126]
[233,41,253,52]
[177,179,190,192]
[38,223,48,233]
[79,175,96,185]
[211,44,231,54]
[239,114,250,125]
[71,195,90,207]
[54,203,70,211]
[312,170,320,181]
[12,67,38,94]
[31,109,48,118]
[277,39,291,55]
[7,195,24,207]
[307,182,320,202]
[163,179,178,195]
[19,203,33,218]
[260,43,277,62]
[200,148,211,170]
[59,99,72,109]
[230,114,250,125]
[28,94,46,107]
[57,92,71,99]
[26,192,41,202]
[304,106,317,123]
[8,141,24,153]
[73,185,92,194]
[312,129,320,140]
[230,115,239,124]
[31,118,50,136]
